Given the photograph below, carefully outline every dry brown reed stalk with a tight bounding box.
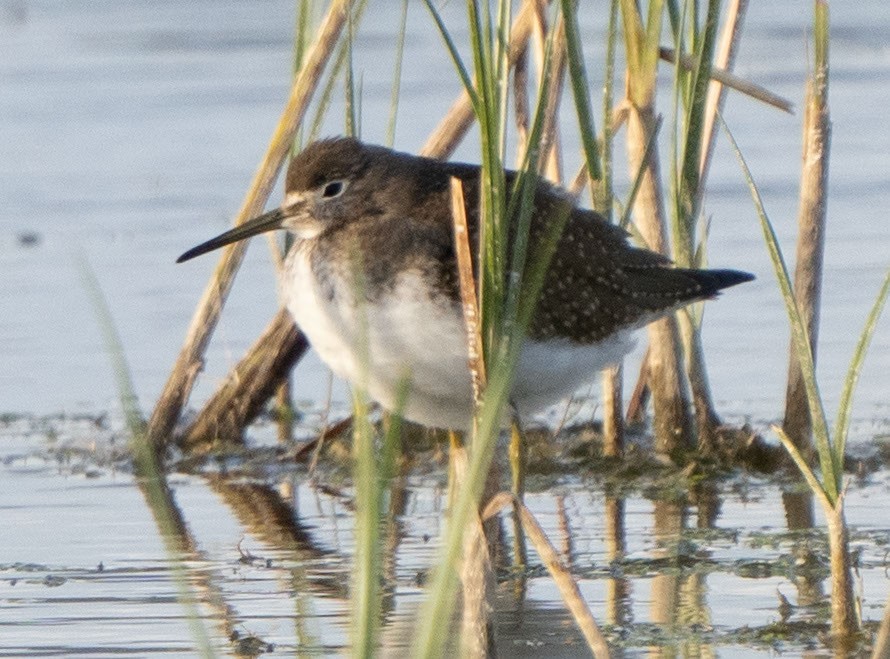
[148,0,353,451]
[451,178,487,403]
[511,1,555,165]
[508,418,529,567]
[626,104,694,454]
[274,380,294,443]
[531,5,566,182]
[624,345,650,424]
[697,0,750,188]
[678,285,719,447]
[873,593,890,659]
[482,493,610,658]
[450,443,497,658]
[601,365,623,456]
[512,33,531,166]
[658,46,793,114]
[603,496,629,627]
[449,176,500,657]
[179,308,309,452]
[569,160,625,455]
[598,0,622,457]
[782,25,831,460]
[625,22,794,448]
[600,363,624,455]
[619,1,693,456]
[825,498,857,640]
[568,161,589,197]
[421,0,541,160]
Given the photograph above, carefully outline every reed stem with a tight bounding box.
[149,0,353,450]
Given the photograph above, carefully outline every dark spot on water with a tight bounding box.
[16,231,41,247]
[43,574,66,587]
[232,633,273,656]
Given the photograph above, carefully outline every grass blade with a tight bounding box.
[424,0,480,114]
[385,0,409,146]
[599,0,619,216]
[619,113,663,229]
[773,425,831,509]
[344,7,360,138]
[832,272,890,462]
[560,0,601,180]
[76,254,145,438]
[659,46,793,113]
[76,253,215,656]
[346,250,409,657]
[351,386,380,657]
[722,116,838,502]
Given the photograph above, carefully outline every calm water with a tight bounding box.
[1,0,887,425]
[3,419,890,657]
[1,1,889,656]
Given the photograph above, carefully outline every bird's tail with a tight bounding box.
[677,268,755,300]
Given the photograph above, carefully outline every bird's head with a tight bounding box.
[177,137,375,263]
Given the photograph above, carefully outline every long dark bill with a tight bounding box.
[176,207,287,263]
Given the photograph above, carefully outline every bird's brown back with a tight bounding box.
[295,138,745,344]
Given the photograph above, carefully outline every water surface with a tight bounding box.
[2,1,889,656]
[1,1,887,426]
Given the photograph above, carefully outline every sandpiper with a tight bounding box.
[178,137,752,430]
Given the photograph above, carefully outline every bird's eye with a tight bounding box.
[321,181,345,198]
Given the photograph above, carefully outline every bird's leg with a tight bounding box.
[509,405,528,570]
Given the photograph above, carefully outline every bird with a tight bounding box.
[178,137,753,431]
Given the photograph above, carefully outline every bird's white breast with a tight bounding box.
[283,245,636,430]
[284,245,476,428]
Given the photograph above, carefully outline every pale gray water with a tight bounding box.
[3,417,890,657]
[1,0,887,430]
[1,1,890,656]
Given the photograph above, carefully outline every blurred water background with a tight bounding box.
[1,0,888,435]
[2,3,890,656]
